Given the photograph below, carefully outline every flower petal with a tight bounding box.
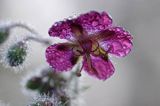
[45,43,78,72]
[83,55,114,80]
[75,11,112,34]
[100,27,133,57]
[48,20,75,40]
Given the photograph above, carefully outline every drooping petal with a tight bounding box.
[75,11,112,34]
[83,55,115,80]
[48,20,75,40]
[100,27,133,57]
[45,43,78,72]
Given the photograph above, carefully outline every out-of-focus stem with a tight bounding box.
[23,36,51,46]
[68,64,81,106]
[8,22,39,35]
[7,21,51,45]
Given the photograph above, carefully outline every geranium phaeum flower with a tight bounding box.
[46,11,133,80]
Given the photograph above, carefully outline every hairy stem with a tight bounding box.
[23,36,51,46]
[7,21,51,45]
[9,22,38,35]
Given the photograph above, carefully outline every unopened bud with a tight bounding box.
[6,41,27,67]
[26,77,42,90]
[30,101,53,106]
[28,95,58,106]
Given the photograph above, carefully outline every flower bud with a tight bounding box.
[26,77,42,90]
[0,28,9,44]
[30,101,53,106]
[24,67,67,95]
[6,41,27,67]
[60,95,70,106]
[28,95,58,106]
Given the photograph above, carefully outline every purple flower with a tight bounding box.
[46,11,133,80]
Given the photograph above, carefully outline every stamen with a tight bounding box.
[76,71,81,77]
[85,54,98,75]
[95,46,110,61]
[76,63,84,77]
[72,46,83,56]
[91,41,99,52]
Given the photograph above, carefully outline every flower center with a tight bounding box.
[79,39,92,53]
[72,39,93,56]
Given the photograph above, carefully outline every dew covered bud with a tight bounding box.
[24,67,67,96]
[30,101,53,106]
[0,27,9,44]
[36,70,67,95]
[28,95,59,106]
[60,95,70,106]
[26,77,42,90]
[28,94,70,106]
[6,41,27,67]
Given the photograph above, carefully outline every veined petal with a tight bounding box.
[48,20,75,40]
[45,43,78,72]
[100,27,133,57]
[83,55,114,80]
[75,11,112,34]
